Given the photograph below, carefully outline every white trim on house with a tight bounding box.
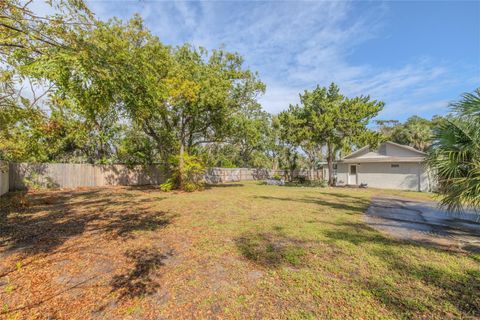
[348,164,358,185]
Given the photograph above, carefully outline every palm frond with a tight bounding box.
[428,88,480,214]
[450,88,480,117]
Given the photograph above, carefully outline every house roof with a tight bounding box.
[339,141,426,163]
[342,145,370,159]
[383,141,427,156]
[341,156,425,163]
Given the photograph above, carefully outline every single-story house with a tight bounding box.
[334,141,433,192]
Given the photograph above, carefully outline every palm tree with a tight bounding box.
[428,88,480,213]
[408,119,432,151]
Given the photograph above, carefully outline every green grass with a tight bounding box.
[0,182,478,319]
[164,183,479,319]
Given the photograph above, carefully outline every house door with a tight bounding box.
[348,165,358,185]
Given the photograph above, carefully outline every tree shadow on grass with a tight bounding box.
[253,195,370,214]
[319,190,370,201]
[101,209,173,239]
[323,226,392,246]
[0,189,174,257]
[235,231,308,268]
[324,220,480,254]
[205,183,244,189]
[123,185,166,193]
[322,223,480,317]
[110,248,174,300]
[396,261,479,316]
[361,250,480,317]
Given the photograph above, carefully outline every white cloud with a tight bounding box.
[31,1,480,120]
[379,99,451,120]
[258,84,302,114]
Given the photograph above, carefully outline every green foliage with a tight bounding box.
[5,0,459,202]
[179,154,206,192]
[116,127,160,165]
[297,176,307,184]
[228,109,273,168]
[199,110,274,169]
[1,0,92,63]
[159,178,175,192]
[284,179,328,188]
[163,154,206,192]
[0,0,112,163]
[1,2,267,172]
[376,116,445,152]
[21,171,59,190]
[23,172,45,190]
[279,83,384,185]
[272,173,282,181]
[345,130,383,156]
[428,89,480,212]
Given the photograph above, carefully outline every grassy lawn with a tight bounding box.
[0,182,478,319]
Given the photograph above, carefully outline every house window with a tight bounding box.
[350,165,357,174]
[391,164,400,168]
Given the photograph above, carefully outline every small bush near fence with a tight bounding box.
[284,179,328,188]
[160,154,206,192]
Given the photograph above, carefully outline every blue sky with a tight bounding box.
[82,1,479,121]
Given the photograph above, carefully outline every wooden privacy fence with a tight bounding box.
[8,163,165,191]
[3,163,324,191]
[205,168,285,183]
[204,168,324,183]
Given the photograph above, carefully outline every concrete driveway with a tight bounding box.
[366,196,480,252]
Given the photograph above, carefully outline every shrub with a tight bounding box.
[161,153,206,192]
[272,173,282,181]
[22,172,59,190]
[284,179,328,188]
[159,178,174,192]
[23,172,44,190]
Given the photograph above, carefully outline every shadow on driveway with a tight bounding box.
[366,196,480,252]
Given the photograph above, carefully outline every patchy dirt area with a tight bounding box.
[366,196,480,252]
[0,187,263,319]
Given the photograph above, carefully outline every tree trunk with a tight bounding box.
[308,154,315,181]
[178,142,185,190]
[178,114,187,190]
[327,143,334,186]
[272,156,278,171]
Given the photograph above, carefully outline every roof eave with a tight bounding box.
[342,145,370,160]
[385,141,427,155]
[339,157,426,163]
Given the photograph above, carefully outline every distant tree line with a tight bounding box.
[375,116,446,152]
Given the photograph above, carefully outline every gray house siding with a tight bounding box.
[335,142,432,192]
[336,162,430,191]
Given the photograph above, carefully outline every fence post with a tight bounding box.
[0,161,9,196]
